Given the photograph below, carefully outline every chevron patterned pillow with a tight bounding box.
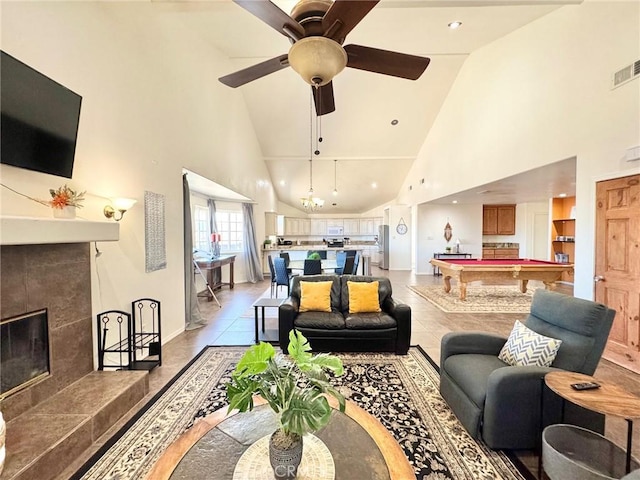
[498,320,562,367]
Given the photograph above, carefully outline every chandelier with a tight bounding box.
[301,89,325,211]
[301,158,324,211]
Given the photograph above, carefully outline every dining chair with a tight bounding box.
[340,256,355,276]
[352,252,361,275]
[273,257,291,297]
[303,259,322,275]
[267,255,277,298]
[334,251,347,274]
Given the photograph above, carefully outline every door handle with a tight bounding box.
[594,275,605,282]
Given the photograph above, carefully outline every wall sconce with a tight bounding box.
[104,198,137,221]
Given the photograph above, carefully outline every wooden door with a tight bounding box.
[596,174,640,372]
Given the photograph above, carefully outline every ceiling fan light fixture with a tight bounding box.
[288,37,347,86]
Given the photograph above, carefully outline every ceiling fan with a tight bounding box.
[219,0,431,116]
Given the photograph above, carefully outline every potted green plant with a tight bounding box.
[307,252,321,260]
[226,331,345,479]
[264,238,272,249]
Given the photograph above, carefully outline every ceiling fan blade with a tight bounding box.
[312,82,336,116]
[344,44,430,80]
[234,0,305,41]
[322,0,379,41]
[219,54,289,88]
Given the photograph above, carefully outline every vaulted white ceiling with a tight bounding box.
[160,0,580,212]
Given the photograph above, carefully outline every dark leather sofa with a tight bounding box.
[278,275,411,354]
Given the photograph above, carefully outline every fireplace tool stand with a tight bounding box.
[193,258,221,308]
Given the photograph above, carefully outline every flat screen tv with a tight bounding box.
[1,51,82,179]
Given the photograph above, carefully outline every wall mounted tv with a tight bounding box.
[1,51,82,179]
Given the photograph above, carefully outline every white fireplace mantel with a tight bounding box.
[0,215,119,245]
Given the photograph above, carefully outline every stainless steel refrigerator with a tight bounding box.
[378,225,389,270]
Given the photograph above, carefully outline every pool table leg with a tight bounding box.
[519,279,529,293]
[459,282,467,301]
[443,275,452,293]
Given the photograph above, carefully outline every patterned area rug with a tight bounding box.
[73,347,530,480]
[408,285,536,313]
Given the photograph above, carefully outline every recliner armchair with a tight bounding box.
[440,289,615,450]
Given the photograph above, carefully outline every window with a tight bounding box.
[193,205,210,252]
[216,210,243,253]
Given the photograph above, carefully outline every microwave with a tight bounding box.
[327,226,343,235]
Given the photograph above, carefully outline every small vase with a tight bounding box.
[52,206,76,219]
[269,431,303,479]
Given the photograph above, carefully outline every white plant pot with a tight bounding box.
[52,206,76,219]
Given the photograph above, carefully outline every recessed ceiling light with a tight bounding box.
[391,119,399,126]
[279,180,286,186]
[452,200,458,204]
[558,193,567,198]
[371,182,377,189]
[448,21,462,29]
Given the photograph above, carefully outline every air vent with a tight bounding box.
[612,59,640,89]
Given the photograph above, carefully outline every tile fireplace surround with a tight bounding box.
[0,217,119,420]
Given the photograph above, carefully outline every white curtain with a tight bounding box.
[242,203,264,283]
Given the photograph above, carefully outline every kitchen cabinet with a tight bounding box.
[284,217,300,235]
[343,219,360,235]
[265,212,278,236]
[483,205,516,235]
[482,248,519,259]
[359,218,380,235]
[310,219,327,236]
[300,219,311,235]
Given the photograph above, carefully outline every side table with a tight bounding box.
[252,298,283,344]
[545,371,640,474]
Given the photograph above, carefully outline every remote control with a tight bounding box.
[571,382,601,391]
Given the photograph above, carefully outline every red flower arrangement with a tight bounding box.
[49,185,85,209]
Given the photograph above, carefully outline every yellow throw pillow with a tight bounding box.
[348,281,381,314]
[299,281,333,312]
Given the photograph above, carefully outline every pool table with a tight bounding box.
[429,258,574,301]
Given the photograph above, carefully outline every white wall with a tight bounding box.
[416,203,483,275]
[386,205,412,270]
[0,3,278,346]
[397,1,640,299]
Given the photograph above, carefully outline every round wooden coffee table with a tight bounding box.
[545,371,640,474]
[145,397,415,480]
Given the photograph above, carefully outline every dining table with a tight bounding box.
[288,259,338,273]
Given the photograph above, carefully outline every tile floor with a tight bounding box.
[57,267,640,479]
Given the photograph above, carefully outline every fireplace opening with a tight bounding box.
[0,309,50,398]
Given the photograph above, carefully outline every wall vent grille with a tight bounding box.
[612,59,640,89]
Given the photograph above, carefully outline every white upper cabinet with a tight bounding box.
[343,219,360,235]
[310,219,327,236]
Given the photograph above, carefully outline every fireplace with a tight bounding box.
[0,309,50,398]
